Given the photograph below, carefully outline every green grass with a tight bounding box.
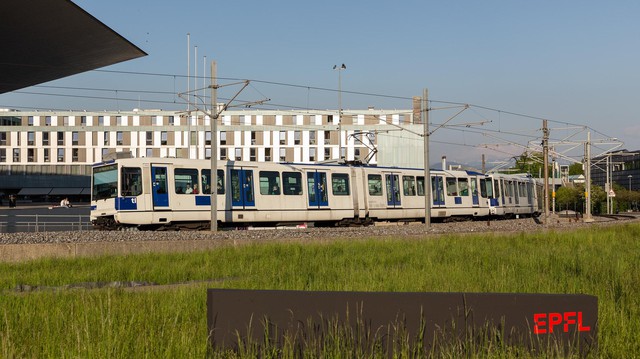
[1,223,639,357]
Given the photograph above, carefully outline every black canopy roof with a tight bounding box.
[0,0,147,94]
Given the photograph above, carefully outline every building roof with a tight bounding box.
[0,0,147,94]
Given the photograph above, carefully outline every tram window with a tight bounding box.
[283,172,302,195]
[493,180,501,198]
[201,169,224,194]
[260,171,281,195]
[416,176,425,196]
[446,177,458,196]
[480,178,493,198]
[458,178,469,196]
[368,174,383,196]
[175,168,199,194]
[403,176,416,196]
[121,167,142,196]
[332,173,350,196]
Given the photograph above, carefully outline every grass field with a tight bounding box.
[1,223,639,357]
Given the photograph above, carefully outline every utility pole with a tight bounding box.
[606,154,611,214]
[551,148,556,214]
[584,131,593,222]
[210,61,218,232]
[422,88,431,228]
[543,119,550,224]
[481,154,486,174]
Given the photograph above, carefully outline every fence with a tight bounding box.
[0,214,92,233]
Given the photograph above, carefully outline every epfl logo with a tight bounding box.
[533,312,591,334]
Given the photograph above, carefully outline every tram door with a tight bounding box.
[471,178,479,206]
[431,176,445,207]
[385,173,401,207]
[151,165,169,209]
[307,171,328,208]
[231,169,255,208]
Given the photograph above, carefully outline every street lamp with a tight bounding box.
[333,64,346,160]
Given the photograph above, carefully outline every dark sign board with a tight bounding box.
[207,289,597,356]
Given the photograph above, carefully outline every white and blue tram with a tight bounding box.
[90,158,541,230]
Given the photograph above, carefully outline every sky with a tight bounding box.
[2,0,639,167]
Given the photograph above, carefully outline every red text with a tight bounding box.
[533,311,591,334]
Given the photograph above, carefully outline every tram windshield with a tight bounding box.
[92,164,118,201]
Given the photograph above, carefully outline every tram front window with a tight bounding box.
[93,164,118,200]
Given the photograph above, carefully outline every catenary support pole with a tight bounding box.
[543,119,549,224]
[584,131,593,222]
[423,88,431,228]
[210,61,218,232]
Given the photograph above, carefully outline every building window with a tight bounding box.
[294,131,301,145]
[324,148,331,160]
[28,116,34,126]
[161,131,167,146]
[220,131,227,145]
[354,148,361,160]
[205,148,211,159]
[44,148,49,162]
[72,132,79,146]
[250,148,256,162]
[220,148,227,160]
[309,130,316,145]
[205,131,211,145]
[42,132,49,146]
[98,116,104,126]
[0,148,6,162]
[309,148,316,162]
[13,148,20,162]
[57,148,64,162]
[190,131,197,146]
[324,131,331,144]
[101,148,109,160]
[104,132,109,146]
[279,148,286,162]
[146,148,153,157]
[27,149,35,161]
[146,131,153,146]
[27,132,35,146]
[45,116,51,126]
[63,116,69,126]
[0,132,6,145]
[117,131,124,146]
[116,116,123,126]
[80,116,86,125]
[234,148,242,160]
[169,116,175,126]
[250,131,256,145]
[327,115,333,124]
[57,132,64,145]
[265,148,272,162]
[279,131,286,145]
[72,148,79,162]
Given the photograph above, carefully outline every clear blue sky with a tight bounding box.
[2,0,639,165]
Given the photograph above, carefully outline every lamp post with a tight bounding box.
[629,175,633,191]
[333,64,346,160]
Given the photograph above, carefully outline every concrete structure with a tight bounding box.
[0,107,426,199]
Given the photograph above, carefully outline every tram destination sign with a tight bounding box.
[207,289,597,356]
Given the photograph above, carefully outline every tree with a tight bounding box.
[513,151,548,177]
[555,186,580,212]
[568,162,584,176]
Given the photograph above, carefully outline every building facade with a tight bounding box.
[590,149,640,192]
[0,107,425,199]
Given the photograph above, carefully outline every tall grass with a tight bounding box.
[0,223,639,357]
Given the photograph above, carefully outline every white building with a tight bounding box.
[0,106,426,198]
